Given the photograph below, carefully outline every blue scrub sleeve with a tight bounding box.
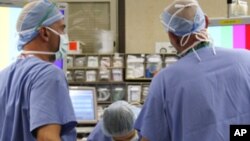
[29,66,77,135]
[134,75,170,141]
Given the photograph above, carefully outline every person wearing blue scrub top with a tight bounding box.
[135,0,250,141]
[88,101,141,141]
[0,0,77,141]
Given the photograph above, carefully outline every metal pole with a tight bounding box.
[227,0,233,18]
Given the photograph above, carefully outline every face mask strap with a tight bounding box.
[180,33,191,47]
[178,32,216,61]
[195,32,208,42]
[195,31,216,55]
[192,47,202,62]
[180,29,209,47]
[46,27,60,36]
[160,19,175,32]
[166,7,185,32]
[174,3,198,8]
[18,28,36,36]
[177,41,201,59]
[178,41,198,57]
[166,2,198,33]
[160,5,185,32]
[206,32,217,55]
[167,1,216,61]
[22,50,55,55]
[34,1,57,31]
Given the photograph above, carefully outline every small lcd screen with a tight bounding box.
[69,88,97,123]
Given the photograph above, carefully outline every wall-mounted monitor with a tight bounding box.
[69,86,98,124]
[207,16,250,50]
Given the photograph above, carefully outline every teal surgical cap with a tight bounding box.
[160,0,206,36]
[16,0,64,51]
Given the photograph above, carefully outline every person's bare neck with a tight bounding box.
[23,40,54,62]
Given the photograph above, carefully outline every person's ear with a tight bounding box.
[38,27,49,42]
[204,15,210,29]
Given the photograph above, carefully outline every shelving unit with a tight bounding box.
[125,53,178,80]
[67,53,124,83]
[66,52,177,138]
[67,53,125,105]
[66,53,178,122]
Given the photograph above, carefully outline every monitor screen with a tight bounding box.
[207,17,250,50]
[69,87,98,124]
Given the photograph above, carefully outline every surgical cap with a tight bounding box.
[160,0,206,36]
[16,0,64,51]
[102,101,138,137]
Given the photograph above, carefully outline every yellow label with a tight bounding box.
[219,19,243,25]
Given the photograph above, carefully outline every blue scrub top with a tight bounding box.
[135,46,250,141]
[0,56,77,141]
[87,120,112,141]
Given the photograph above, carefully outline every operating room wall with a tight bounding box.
[125,0,250,53]
[0,7,22,70]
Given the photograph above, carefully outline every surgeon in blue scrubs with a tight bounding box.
[135,0,250,141]
[0,0,77,141]
[88,101,141,141]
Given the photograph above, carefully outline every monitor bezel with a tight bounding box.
[209,16,250,27]
[69,86,98,124]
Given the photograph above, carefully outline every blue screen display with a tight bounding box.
[69,89,96,121]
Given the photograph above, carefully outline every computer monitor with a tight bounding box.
[207,17,250,49]
[69,86,98,124]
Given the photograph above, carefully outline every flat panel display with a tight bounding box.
[69,87,98,124]
[207,17,250,50]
